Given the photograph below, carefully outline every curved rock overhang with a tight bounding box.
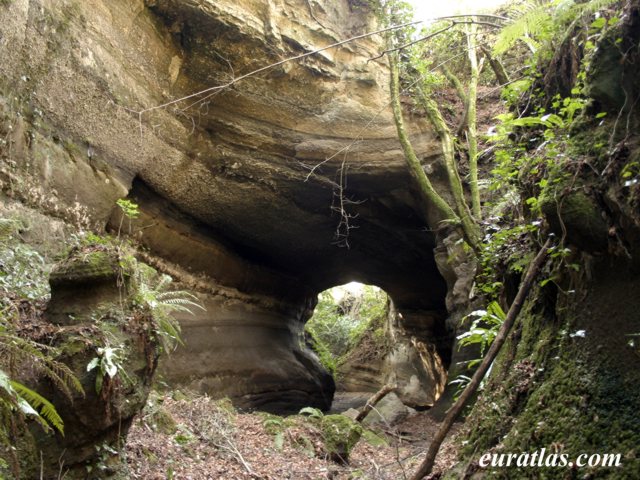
[0,0,453,412]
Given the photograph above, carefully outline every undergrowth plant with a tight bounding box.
[305,285,387,374]
[132,266,205,354]
[457,301,507,366]
[86,345,130,395]
[0,223,84,475]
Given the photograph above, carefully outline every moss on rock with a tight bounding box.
[148,406,178,435]
[320,414,363,464]
[450,254,640,479]
[539,190,609,252]
[49,250,118,285]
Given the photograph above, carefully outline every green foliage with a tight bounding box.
[494,0,556,55]
[116,198,140,238]
[0,370,64,435]
[116,198,140,220]
[451,302,507,399]
[494,0,618,56]
[132,266,205,354]
[304,285,388,373]
[368,0,415,33]
[299,406,324,419]
[449,374,473,400]
[86,345,129,394]
[477,223,538,298]
[457,301,507,363]
[0,236,49,302]
[0,222,83,450]
[621,160,639,185]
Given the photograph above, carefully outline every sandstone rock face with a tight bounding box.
[0,0,453,411]
[47,250,123,325]
[338,302,447,409]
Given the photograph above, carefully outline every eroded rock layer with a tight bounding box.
[0,0,452,411]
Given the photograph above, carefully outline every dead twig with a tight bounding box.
[355,384,397,422]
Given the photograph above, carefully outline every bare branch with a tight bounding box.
[369,23,456,61]
[355,384,397,422]
[370,19,503,61]
[132,20,426,116]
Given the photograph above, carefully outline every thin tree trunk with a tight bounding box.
[480,45,510,86]
[415,86,481,251]
[388,52,459,224]
[442,65,468,106]
[409,238,552,480]
[441,66,470,137]
[466,23,482,220]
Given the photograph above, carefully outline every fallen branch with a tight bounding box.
[355,384,397,423]
[410,237,553,480]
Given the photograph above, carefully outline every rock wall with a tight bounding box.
[339,301,447,409]
[0,0,453,412]
[446,5,640,477]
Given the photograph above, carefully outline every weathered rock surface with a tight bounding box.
[47,250,124,325]
[23,248,160,479]
[362,391,415,426]
[0,0,453,412]
[338,302,447,409]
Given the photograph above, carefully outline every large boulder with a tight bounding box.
[12,247,161,479]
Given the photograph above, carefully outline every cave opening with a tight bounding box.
[305,282,448,415]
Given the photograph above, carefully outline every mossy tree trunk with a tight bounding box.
[480,45,510,86]
[387,52,460,226]
[412,86,481,251]
[388,52,481,251]
[465,23,482,220]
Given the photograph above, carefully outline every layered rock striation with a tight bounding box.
[0,0,454,412]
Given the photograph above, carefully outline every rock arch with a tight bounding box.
[0,0,463,413]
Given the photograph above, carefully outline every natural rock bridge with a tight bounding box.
[1,0,468,413]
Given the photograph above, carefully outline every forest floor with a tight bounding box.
[123,390,461,480]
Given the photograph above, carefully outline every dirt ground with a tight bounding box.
[123,391,461,480]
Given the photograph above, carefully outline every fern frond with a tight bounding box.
[133,268,205,352]
[496,0,620,56]
[156,317,184,345]
[0,336,83,399]
[494,5,554,55]
[11,380,64,435]
[156,290,202,302]
[154,274,172,293]
[159,297,203,308]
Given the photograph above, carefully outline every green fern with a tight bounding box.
[457,300,506,361]
[133,269,205,353]
[10,380,65,434]
[0,314,84,443]
[0,330,83,401]
[494,1,556,55]
[494,0,619,56]
[0,370,65,435]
